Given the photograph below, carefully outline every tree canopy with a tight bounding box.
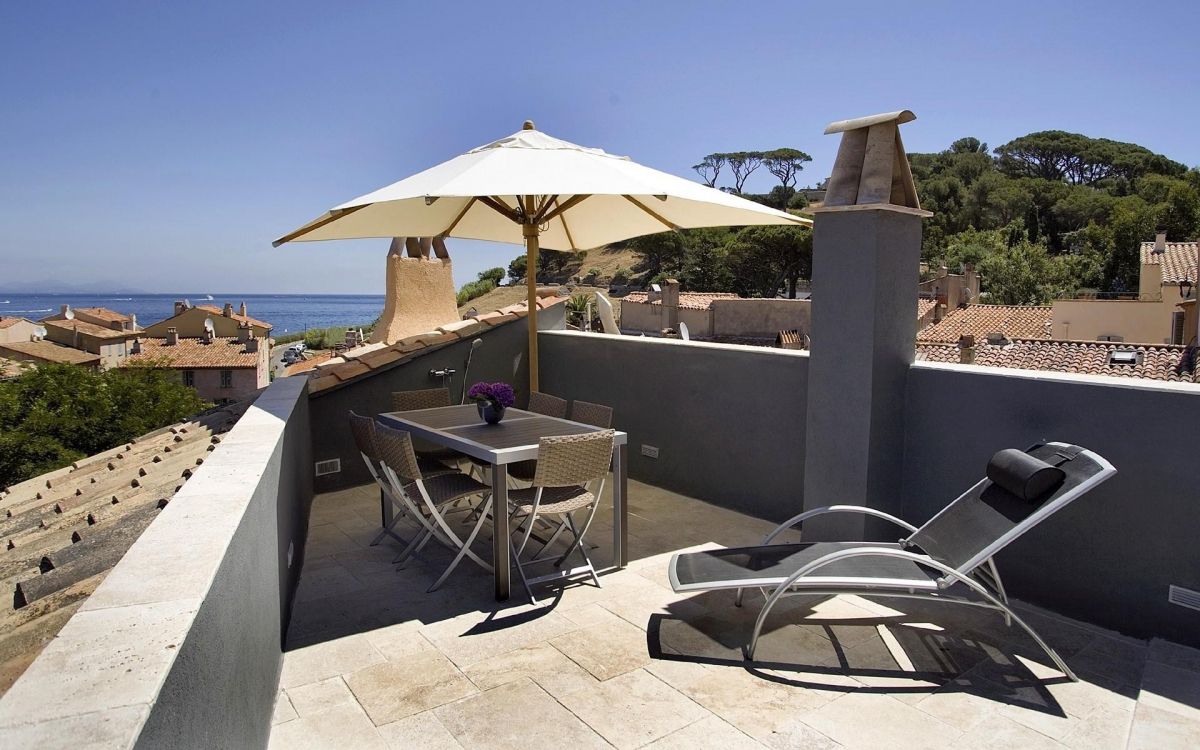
[0,363,209,488]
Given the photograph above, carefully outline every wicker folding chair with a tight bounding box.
[509,430,616,603]
[391,388,465,468]
[668,442,1116,680]
[347,411,457,547]
[569,400,613,429]
[373,422,495,591]
[492,391,572,484]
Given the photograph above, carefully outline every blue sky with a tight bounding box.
[2,1,1197,295]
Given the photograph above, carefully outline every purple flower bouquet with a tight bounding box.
[467,382,515,424]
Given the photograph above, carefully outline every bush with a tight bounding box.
[0,363,209,488]
[478,267,505,285]
[456,279,497,306]
[611,266,631,284]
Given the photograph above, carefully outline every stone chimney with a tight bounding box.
[1154,230,1167,254]
[131,338,142,355]
[661,279,681,331]
[963,263,979,303]
[239,301,247,318]
[222,303,234,318]
[958,334,976,364]
[245,335,260,354]
[237,321,252,344]
[369,237,459,345]
[129,313,137,332]
[174,301,187,316]
[166,327,179,346]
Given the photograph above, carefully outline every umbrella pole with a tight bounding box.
[523,222,540,394]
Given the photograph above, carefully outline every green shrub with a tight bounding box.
[456,278,497,306]
[611,266,631,284]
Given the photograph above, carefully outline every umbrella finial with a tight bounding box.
[523,120,535,131]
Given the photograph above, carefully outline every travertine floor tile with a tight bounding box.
[954,714,1061,750]
[803,691,963,749]
[1128,702,1200,750]
[462,641,598,695]
[345,650,478,725]
[419,609,578,669]
[286,676,357,716]
[267,702,388,750]
[644,714,764,749]
[556,668,709,749]
[435,678,609,749]
[1138,660,1200,721]
[280,633,385,689]
[377,710,463,750]
[271,691,297,725]
[550,618,652,680]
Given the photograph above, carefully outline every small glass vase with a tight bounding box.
[477,401,506,425]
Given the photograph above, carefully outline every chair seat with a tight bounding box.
[510,485,595,515]
[416,445,465,464]
[404,472,491,506]
[418,458,461,478]
[669,542,942,594]
[508,459,537,481]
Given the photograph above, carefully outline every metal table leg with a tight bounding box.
[491,463,510,600]
[613,443,628,568]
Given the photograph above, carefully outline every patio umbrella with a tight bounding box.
[274,121,810,392]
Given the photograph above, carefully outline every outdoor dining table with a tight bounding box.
[379,404,629,601]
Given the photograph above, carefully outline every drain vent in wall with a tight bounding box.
[314,459,341,477]
[1168,585,1200,612]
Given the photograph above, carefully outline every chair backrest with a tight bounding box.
[905,442,1115,574]
[391,387,451,412]
[347,410,379,461]
[570,400,613,429]
[372,422,424,483]
[532,430,615,488]
[528,391,568,419]
[595,292,620,335]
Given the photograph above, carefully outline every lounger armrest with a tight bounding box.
[762,505,918,545]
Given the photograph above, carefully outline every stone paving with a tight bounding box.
[270,480,1200,749]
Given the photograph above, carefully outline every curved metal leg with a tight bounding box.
[429,495,494,592]
[421,488,495,574]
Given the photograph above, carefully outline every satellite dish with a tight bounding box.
[962,288,974,303]
[183,298,192,309]
[33,325,47,339]
[203,317,215,334]
[64,307,74,320]
[679,321,690,341]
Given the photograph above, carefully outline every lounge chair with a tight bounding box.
[668,442,1115,680]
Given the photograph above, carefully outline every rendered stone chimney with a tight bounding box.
[245,335,260,354]
[128,313,137,332]
[1154,230,1167,254]
[934,303,946,322]
[131,338,142,355]
[239,301,247,317]
[174,301,187,316]
[661,279,681,332]
[236,321,252,344]
[958,334,976,364]
[166,327,179,346]
[802,109,931,540]
[222,303,234,318]
[369,237,459,345]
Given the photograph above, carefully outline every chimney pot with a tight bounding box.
[934,303,946,322]
[166,327,179,346]
[174,300,186,316]
[239,301,247,317]
[223,303,234,318]
[958,335,976,364]
[1154,231,1167,254]
[237,321,252,344]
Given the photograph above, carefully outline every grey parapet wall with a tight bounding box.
[539,330,810,522]
[902,361,1200,647]
[0,375,313,749]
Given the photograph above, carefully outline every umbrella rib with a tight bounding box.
[442,197,477,236]
[553,199,578,250]
[623,195,679,231]
[477,196,522,223]
[539,194,590,225]
[272,205,368,247]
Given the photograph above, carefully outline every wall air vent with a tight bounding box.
[1168,585,1200,612]
[314,459,341,477]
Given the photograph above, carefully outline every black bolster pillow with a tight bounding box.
[986,449,1065,502]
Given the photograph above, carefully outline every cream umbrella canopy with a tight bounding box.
[275,121,810,392]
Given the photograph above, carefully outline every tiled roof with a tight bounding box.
[0,341,101,366]
[0,399,254,694]
[917,304,1053,344]
[39,316,136,341]
[194,304,273,330]
[284,350,334,376]
[917,299,937,321]
[304,295,568,394]
[916,339,1199,383]
[621,291,740,311]
[125,337,262,369]
[1140,241,1198,284]
[72,307,132,325]
[0,318,27,331]
[0,358,30,379]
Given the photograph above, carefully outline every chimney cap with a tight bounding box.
[957,334,975,349]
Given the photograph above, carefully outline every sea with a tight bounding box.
[0,293,386,337]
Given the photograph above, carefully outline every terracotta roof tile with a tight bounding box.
[194,304,273,330]
[72,307,131,325]
[1140,241,1198,284]
[308,374,341,393]
[330,361,371,381]
[0,341,101,366]
[476,311,518,326]
[125,337,261,369]
[917,339,1198,383]
[0,397,255,695]
[284,350,334,376]
[39,317,135,340]
[621,291,740,311]
[439,319,483,337]
[917,299,937,321]
[0,317,28,330]
[415,331,459,346]
[356,347,404,369]
[917,304,1052,344]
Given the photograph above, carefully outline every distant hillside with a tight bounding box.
[460,284,621,321]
